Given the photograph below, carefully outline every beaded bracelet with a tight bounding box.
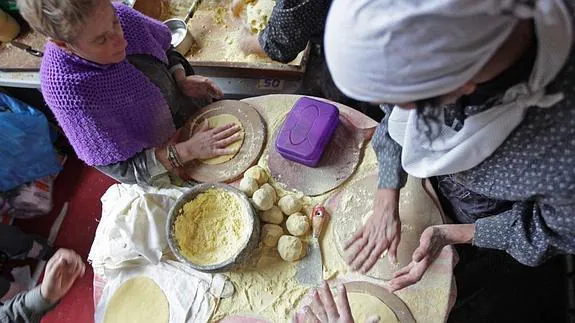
[166,146,178,169]
[169,145,184,168]
[167,144,184,169]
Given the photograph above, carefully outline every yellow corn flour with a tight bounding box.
[174,189,248,265]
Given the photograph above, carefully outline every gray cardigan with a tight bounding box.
[0,287,55,323]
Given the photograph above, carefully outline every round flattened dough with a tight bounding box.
[278,195,302,215]
[286,213,309,236]
[332,176,443,280]
[246,0,276,34]
[345,292,398,323]
[194,114,245,165]
[239,177,259,197]
[277,235,305,261]
[261,224,284,247]
[104,277,169,323]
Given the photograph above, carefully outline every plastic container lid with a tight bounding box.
[275,97,340,167]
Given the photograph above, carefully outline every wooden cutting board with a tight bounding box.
[343,281,416,323]
[328,175,444,281]
[0,31,46,71]
[268,113,375,196]
[183,100,266,183]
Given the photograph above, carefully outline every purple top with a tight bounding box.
[40,3,176,166]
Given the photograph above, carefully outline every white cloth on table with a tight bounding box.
[94,260,227,323]
[88,183,188,278]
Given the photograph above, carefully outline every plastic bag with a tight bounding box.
[0,92,62,192]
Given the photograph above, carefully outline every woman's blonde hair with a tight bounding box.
[18,0,103,43]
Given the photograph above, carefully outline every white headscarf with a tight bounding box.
[325,0,573,178]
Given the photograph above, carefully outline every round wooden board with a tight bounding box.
[328,175,443,281]
[268,113,374,196]
[344,281,415,323]
[183,100,266,183]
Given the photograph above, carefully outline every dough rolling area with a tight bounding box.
[91,94,457,323]
[1,1,457,321]
[0,0,309,98]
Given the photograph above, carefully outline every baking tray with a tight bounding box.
[169,0,310,79]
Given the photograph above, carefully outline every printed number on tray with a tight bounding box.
[257,79,284,90]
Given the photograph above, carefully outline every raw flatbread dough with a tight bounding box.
[333,175,443,280]
[246,0,276,33]
[194,114,245,165]
[347,292,398,323]
[104,277,169,323]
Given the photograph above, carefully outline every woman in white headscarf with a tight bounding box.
[324,0,575,300]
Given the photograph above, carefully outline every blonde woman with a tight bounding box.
[18,0,241,185]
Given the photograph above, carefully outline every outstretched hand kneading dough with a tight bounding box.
[193,114,245,165]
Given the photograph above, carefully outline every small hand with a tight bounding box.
[344,189,401,274]
[388,224,474,292]
[177,75,223,103]
[40,249,86,304]
[303,281,380,323]
[177,120,241,162]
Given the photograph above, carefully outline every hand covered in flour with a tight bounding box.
[176,75,223,103]
[388,224,474,292]
[41,249,86,304]
[302,281,380,323]
[238,27,266,56]
[177,119,241,161]
[344,188,401,273]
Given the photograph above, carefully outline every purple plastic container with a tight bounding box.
[275,97,340,167]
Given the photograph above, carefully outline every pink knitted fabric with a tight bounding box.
[40,3,176,166]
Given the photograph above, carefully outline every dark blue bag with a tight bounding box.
[0,93,62,191]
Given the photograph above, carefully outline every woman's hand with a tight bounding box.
[238,27,266,56]
[302,281,380,323]
[177,75,223,103]
[387,224,475,292]
[40,249,86,304]
[344,188,401,273]
[176,120,241,162]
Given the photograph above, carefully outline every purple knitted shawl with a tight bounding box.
[40,3,176,166]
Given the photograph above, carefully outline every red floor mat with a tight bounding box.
[15,157,116,323]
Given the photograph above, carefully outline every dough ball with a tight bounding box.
[259,205,283,224]
[239,177,259,197]
[277,235,306,262]
[286,213,309,236]
[260,183,277,202]
[252,187,274,211]
[244,165,268,185]
[278,195,302,215]
[261,224,284,247]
